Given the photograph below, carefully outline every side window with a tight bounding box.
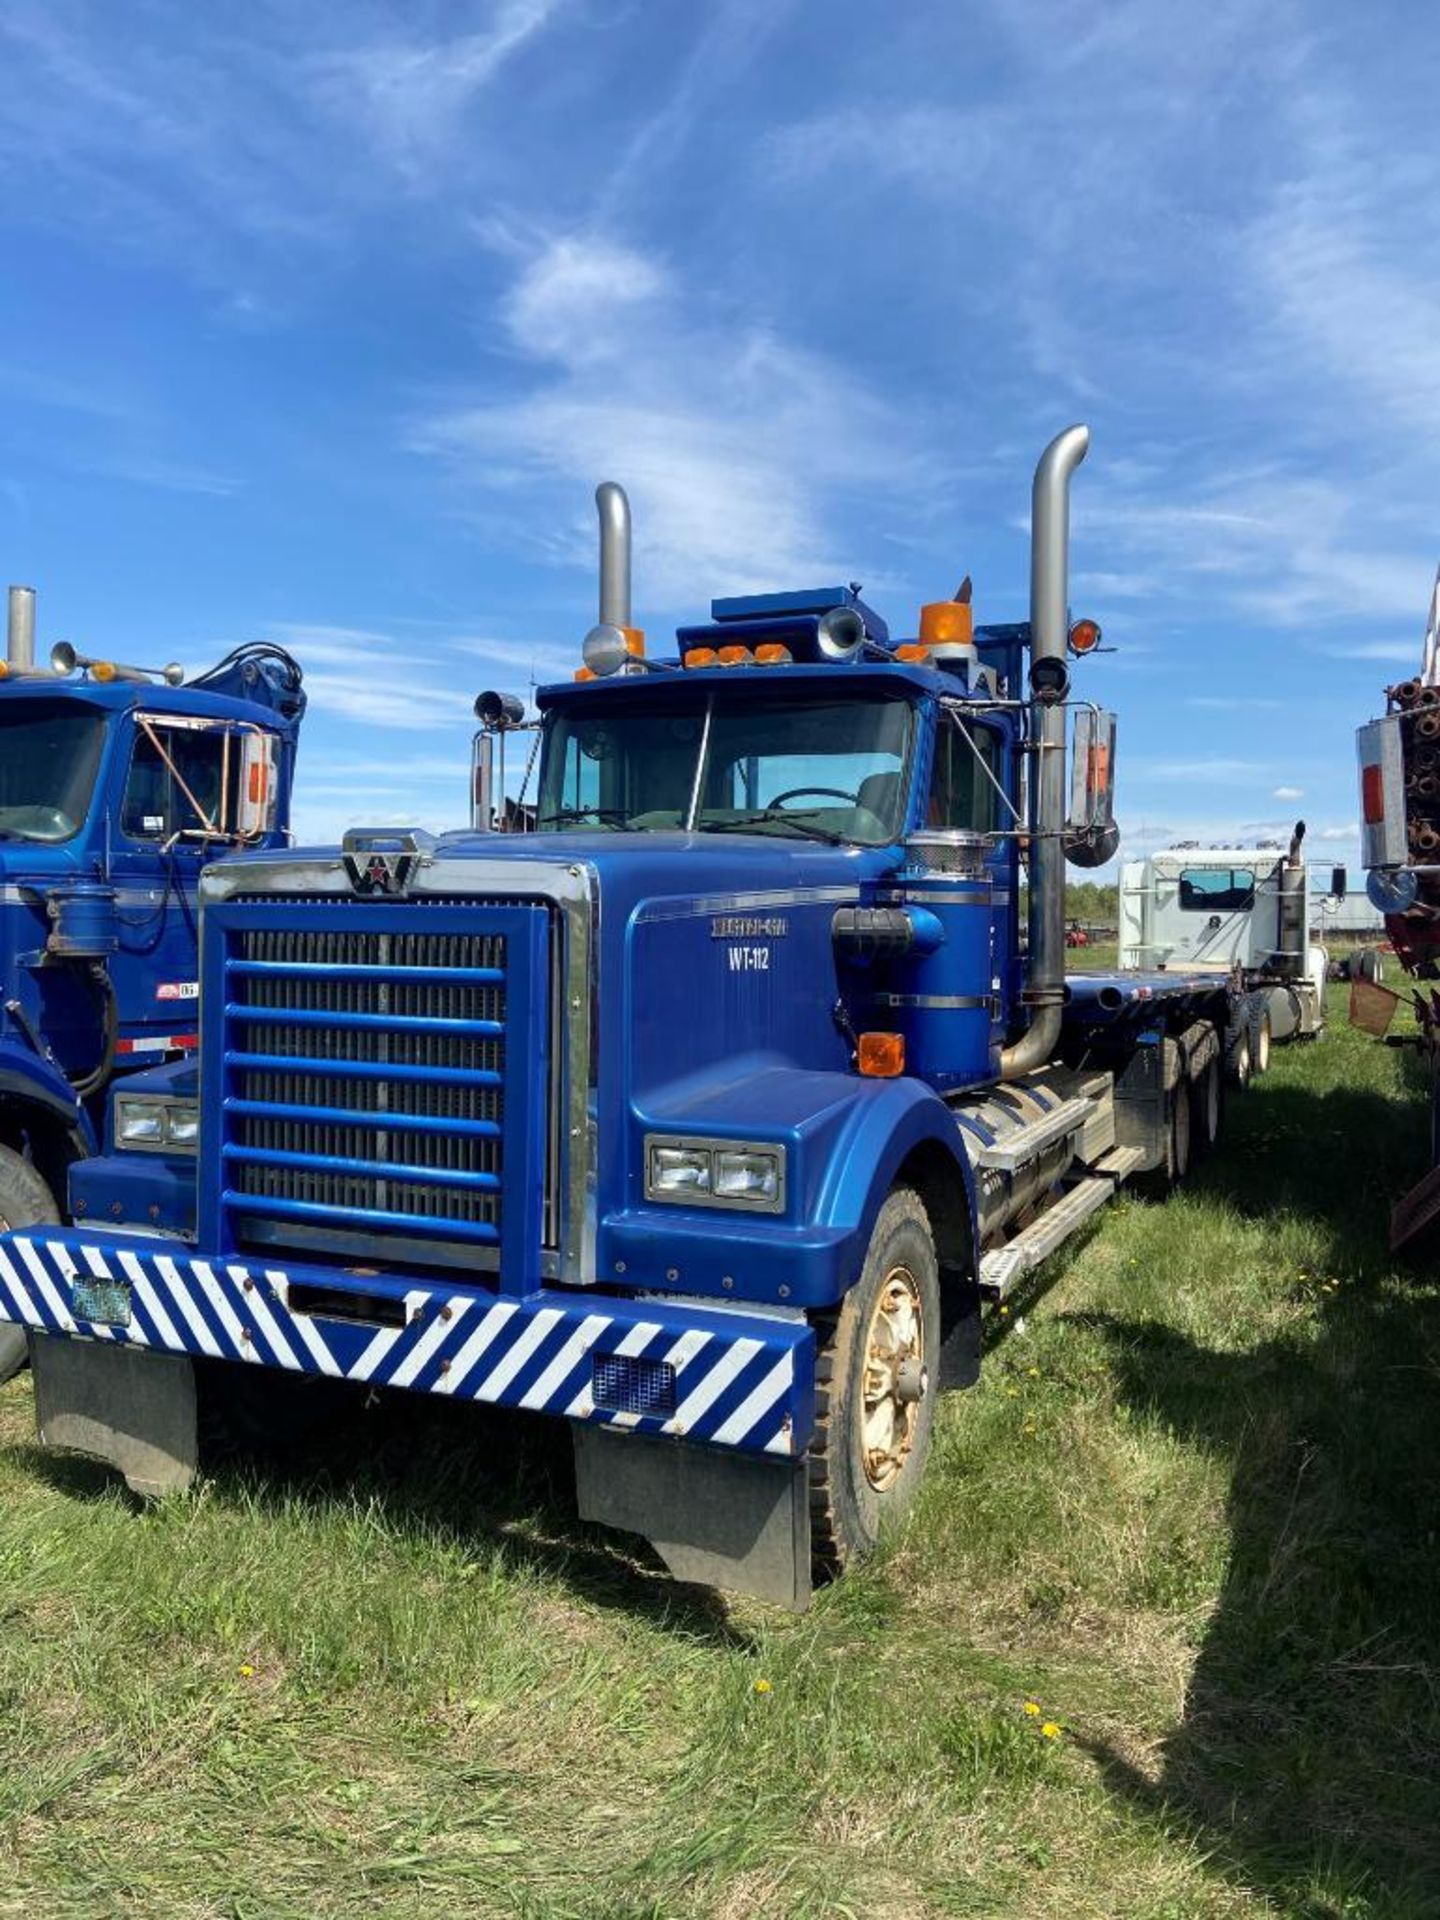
[122,725,238,842]
[927,719,998,832]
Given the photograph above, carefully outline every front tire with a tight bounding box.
[809,1188,941,1581]
[0,1144,60,1385]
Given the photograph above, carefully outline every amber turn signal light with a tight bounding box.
[857,1032,905,1078]
[1068,618,1102,655]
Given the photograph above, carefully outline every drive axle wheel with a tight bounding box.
[0,1144,60,1386]
[809,1188,941,1581]
[1191,1049,1222,1156]
[1249,1003,1273,1076]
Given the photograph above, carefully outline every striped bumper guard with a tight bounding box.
[0,1232,813,1459]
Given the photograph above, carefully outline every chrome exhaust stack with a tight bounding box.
[596,481,632,631]
[7,585,35,668]
[1001,424,1090,1080]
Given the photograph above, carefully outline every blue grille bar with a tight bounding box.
[226,1097,501,1140]
[220,1189,502,1244]
[223,1142,502,1192]
[228,959,505,986]
[224,1050,501,1088]
[226,1004,504,1038]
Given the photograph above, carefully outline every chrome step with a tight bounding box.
[1089,1144,1146,1181]
[970,1095,1095,1172]
[979,1174,1117,1299]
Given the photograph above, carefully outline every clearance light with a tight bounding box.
[894,643,931,663]
[754,643,793,665]
[684,647,718,669]
[919,600,974,647]
[91,661,118,682]
[857,1032,905,1078]
[0,662,9,680]
[574,666,596,682]
[716,645,753,667]
[1068,617,1102,655]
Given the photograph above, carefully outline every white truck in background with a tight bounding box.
[1118,824,1335,1083]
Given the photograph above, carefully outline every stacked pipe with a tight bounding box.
[1388,678,1440,862]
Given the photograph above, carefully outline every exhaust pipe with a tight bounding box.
[1001,424,1090,1080]
[7,586,35,668]
[596,482,631,630]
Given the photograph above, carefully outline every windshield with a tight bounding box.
[0,700,107,843]
[536,689,916,845]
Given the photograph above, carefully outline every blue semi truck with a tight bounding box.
[0,587,304,1379]
[0,430,1237,1606]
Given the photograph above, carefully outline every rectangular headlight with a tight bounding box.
[114,1096,199,1155]
[644,1136,785,1213]
[648,1144,712,1196]
[714,1148,782,1204]
[116,1098,165,1145]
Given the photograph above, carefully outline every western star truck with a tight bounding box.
[0,587,305,1379]
[1118,827,1335,1082]
[0,429,1242,1607]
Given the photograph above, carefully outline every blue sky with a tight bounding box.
[1,0,1437,870]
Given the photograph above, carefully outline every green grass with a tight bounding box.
[3,988,1440,1918]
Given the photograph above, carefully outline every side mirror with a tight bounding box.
[235,732,279,838]
[1330,864,1347,899]
[1065,707,1119,868]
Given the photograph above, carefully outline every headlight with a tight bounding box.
[645,1136,785,1212]
[649,1145,712,1196]
[114,1096,200,1155]
[714,1149,782,1204]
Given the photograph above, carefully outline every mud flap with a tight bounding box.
[31,1333,198,1498]
[572,1425,811,1611]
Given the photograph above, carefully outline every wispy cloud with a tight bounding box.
[313,1,563,183]
[411,232,917,605]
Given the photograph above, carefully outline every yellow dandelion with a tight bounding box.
[1040,1721,1062,1740]
[1005,1386,1020,1398]
[1023,1701,1041,1717]
[239,1664,255,1679]
[1026,1366,1041,1378]
[753,1677,772,1695]
[999,1305,1010,1318]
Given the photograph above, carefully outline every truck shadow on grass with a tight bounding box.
[1075,1077,1440,1916]
[15,1385,754,1647]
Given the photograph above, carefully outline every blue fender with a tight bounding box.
[0,1042,96,1163]
[813,1075,979,1296]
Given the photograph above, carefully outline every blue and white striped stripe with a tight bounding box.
[0,1232,812,1457]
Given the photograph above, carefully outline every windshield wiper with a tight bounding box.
[697,811,845,846]
[537,806,630,831]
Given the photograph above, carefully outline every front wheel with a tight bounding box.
[0,1144,61,1385]
[809,1188,941,1581]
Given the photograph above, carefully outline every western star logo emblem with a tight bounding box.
[343,847,415,895]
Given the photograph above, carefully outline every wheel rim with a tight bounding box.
[860,1265,927,1492]
[1257,1020,1271,1073]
